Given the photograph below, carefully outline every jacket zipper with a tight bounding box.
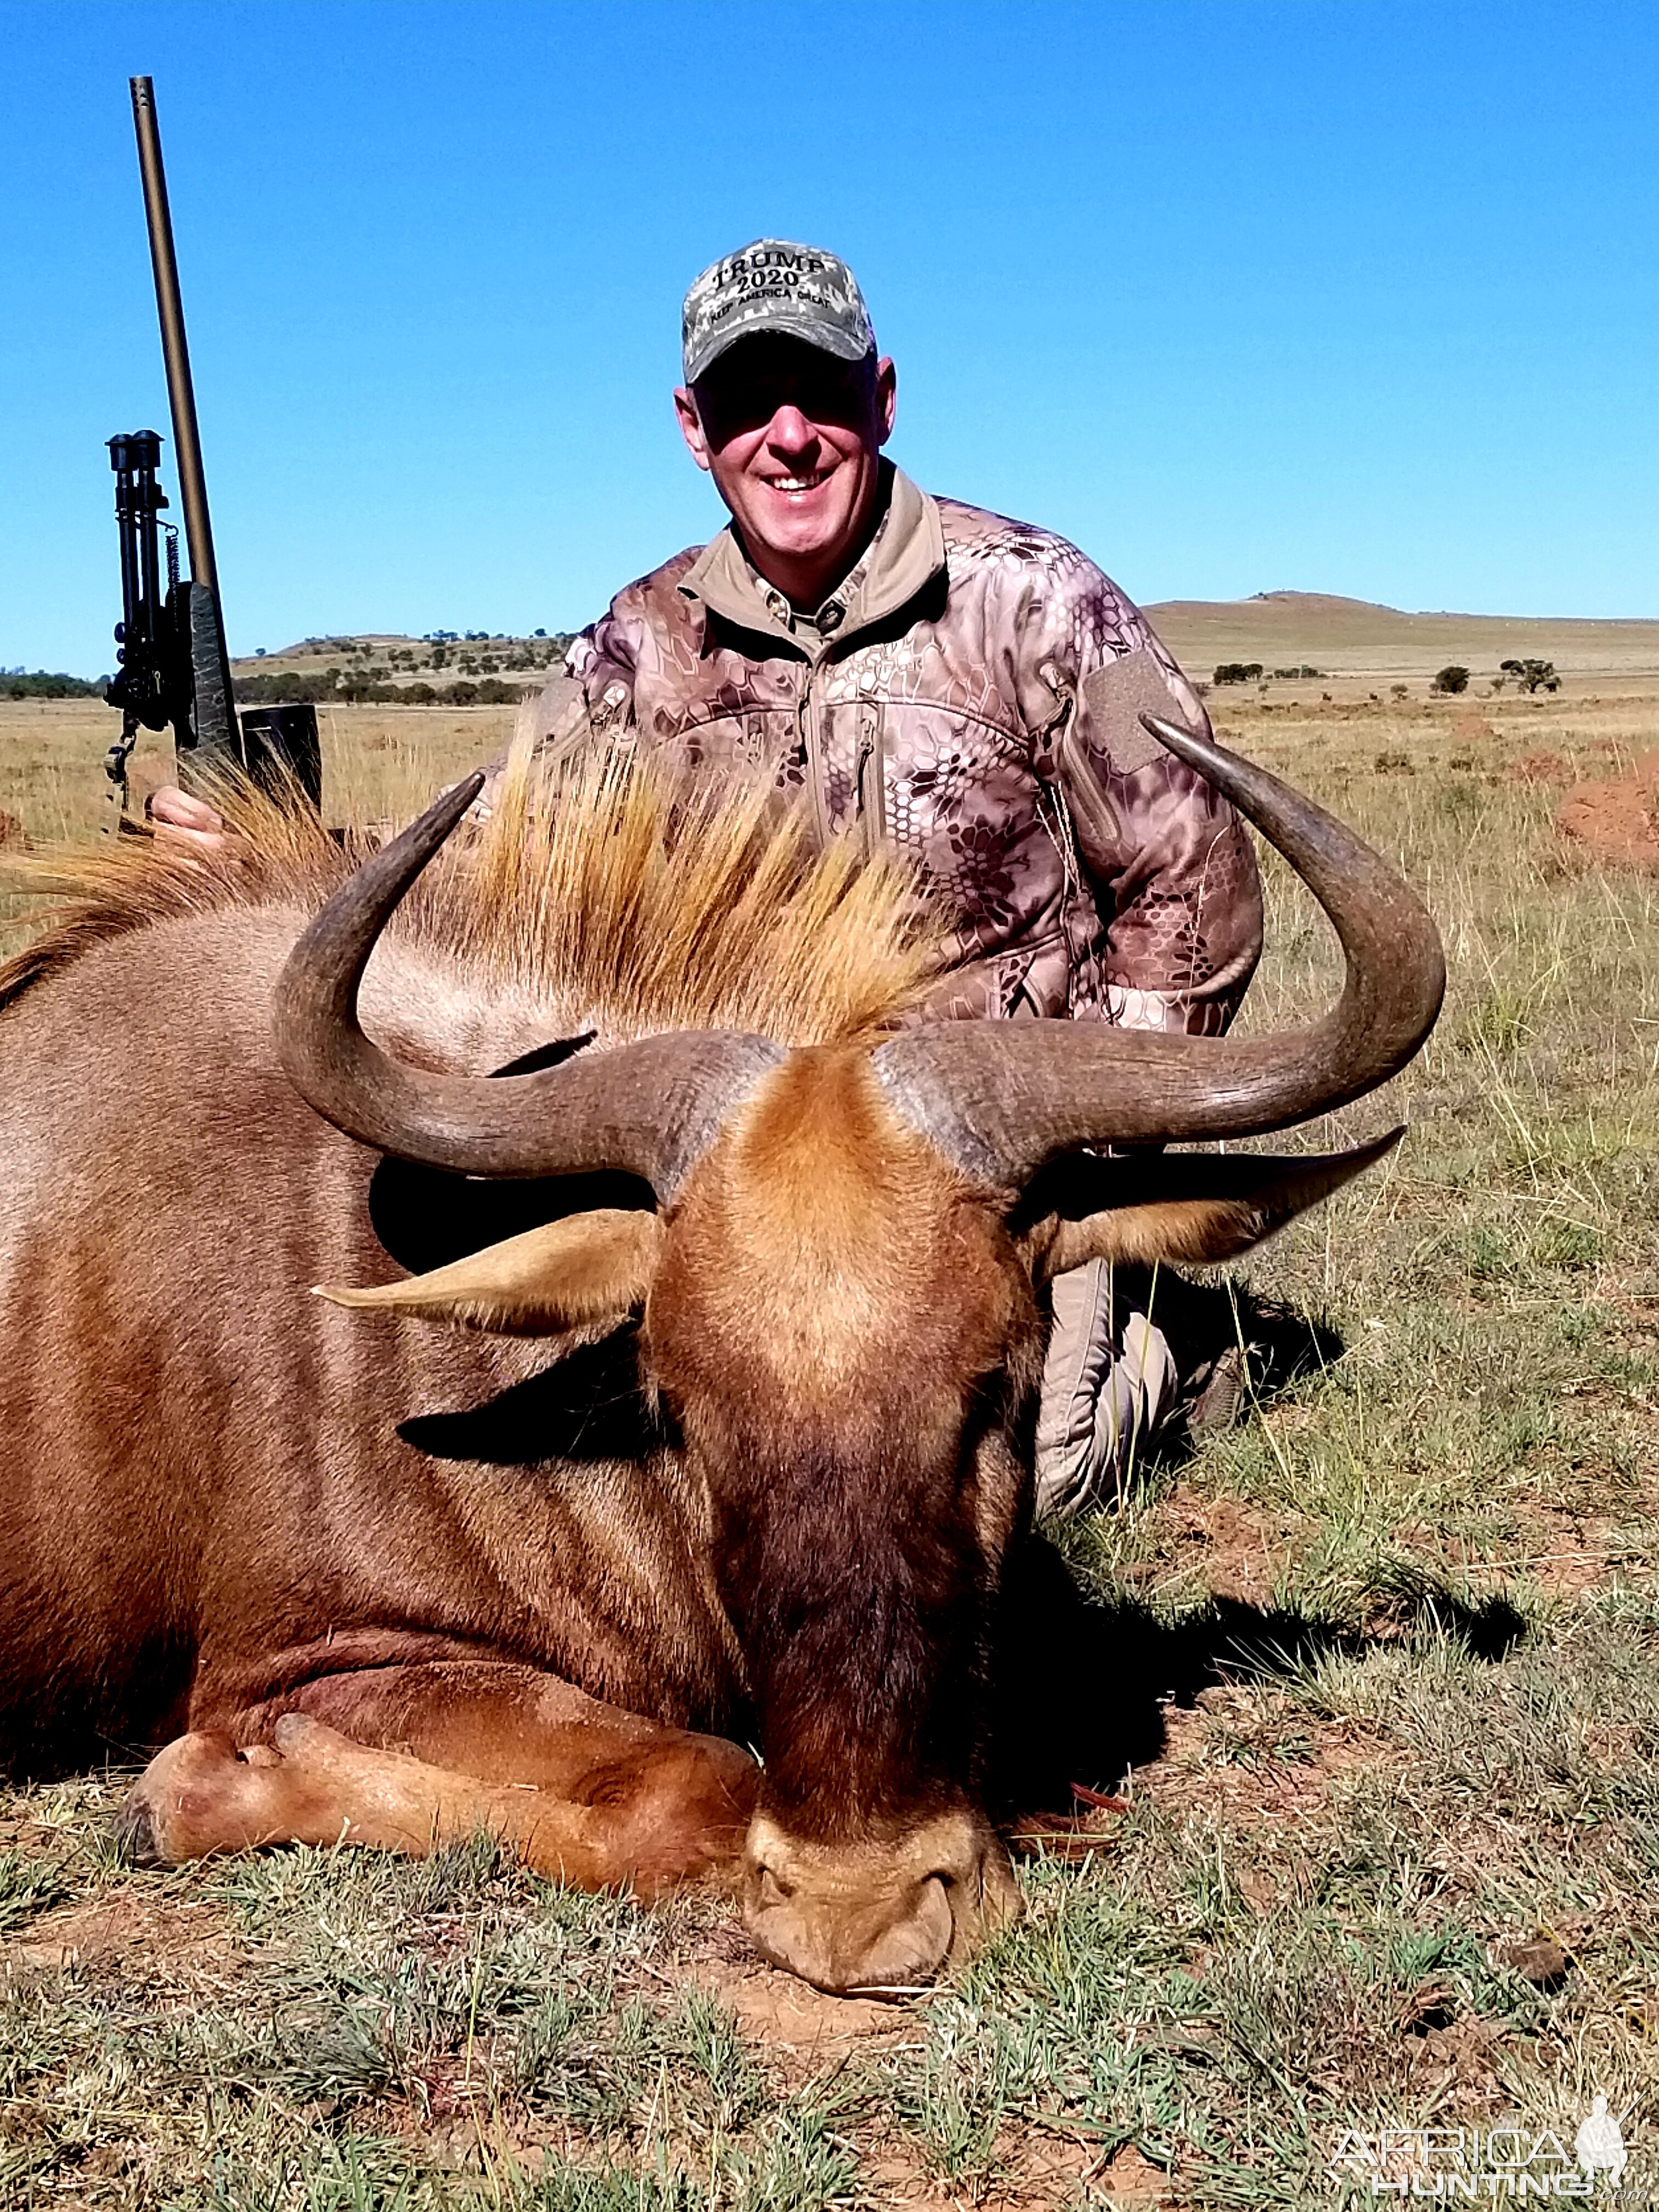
[856,702,887,856]
[798,657,836,853]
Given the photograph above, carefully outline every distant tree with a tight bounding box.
[3,669,104,699]
[1391,684,1409,702]
[1431,665,1470,695]
[1500,658,1559,693]
[1212,662,1264,685]
[233,669,337,706]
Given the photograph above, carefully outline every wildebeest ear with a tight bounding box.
[314,1209,661,1336]
[1022,1129,1403,1284]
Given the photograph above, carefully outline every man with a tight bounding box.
[158,238,1264,1511]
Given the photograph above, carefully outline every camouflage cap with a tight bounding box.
[681,240,876,386]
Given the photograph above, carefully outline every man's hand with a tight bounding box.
[148,786,228,854]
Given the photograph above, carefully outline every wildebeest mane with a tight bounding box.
[0,727,940,1046]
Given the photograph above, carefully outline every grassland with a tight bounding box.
[1,682,1656,2209]
[0,699,506,894]
[1146,592,1659,689]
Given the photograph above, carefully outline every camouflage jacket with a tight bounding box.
[507,465,1262,1032]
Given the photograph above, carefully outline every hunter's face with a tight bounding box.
[675,334,897,606]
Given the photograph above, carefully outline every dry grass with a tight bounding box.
[0,698,504,853]
[1,718,935,1049]
[2,687,1657,2208]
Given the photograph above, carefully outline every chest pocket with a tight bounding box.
[1057,648,1192,875]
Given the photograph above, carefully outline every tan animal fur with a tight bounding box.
[0,729,1420,1993]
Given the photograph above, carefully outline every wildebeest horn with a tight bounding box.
[873,715,1445,1186]
[273,775,781,1197]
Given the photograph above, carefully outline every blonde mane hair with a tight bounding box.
[0,721,941,1045]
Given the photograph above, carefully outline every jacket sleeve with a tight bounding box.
[1026,561,1263,1038]
[470,601,640,819]
[565,601,644,742]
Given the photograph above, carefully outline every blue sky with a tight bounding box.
[3,0,1655,673]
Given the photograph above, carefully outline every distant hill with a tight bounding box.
[219,599,1659,698]
[1144,592,1659,680]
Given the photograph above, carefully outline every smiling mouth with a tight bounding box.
[764,469,835,495]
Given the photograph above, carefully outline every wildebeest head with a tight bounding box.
[276,716,1443,1993]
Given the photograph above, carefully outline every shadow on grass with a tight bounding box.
[1166,1273,1350,1459]
[989,1537,1528,1814]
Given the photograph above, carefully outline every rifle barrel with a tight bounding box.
[129,77,219,603]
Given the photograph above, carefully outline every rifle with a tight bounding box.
[104,77,321,823]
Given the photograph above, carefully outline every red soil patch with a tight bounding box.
[1098,2143,1175,2204]
[1513,752,1572,786]
[1395,1502,1633,1599]
[1137,1685,1395,1831]
[690,1949,913,2064]
[1119,1483,1286,1606]
[1555,751,1659,870]
[863,2129,1106,2209]
[3,1889,233,1978]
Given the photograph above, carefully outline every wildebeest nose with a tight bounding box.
[739,1808,1020,1994]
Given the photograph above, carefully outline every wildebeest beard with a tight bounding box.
[695,1398,1022,1841]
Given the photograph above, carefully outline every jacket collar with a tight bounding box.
[677,462,945,656]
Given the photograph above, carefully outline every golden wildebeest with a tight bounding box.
[0,719,1441,1993]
